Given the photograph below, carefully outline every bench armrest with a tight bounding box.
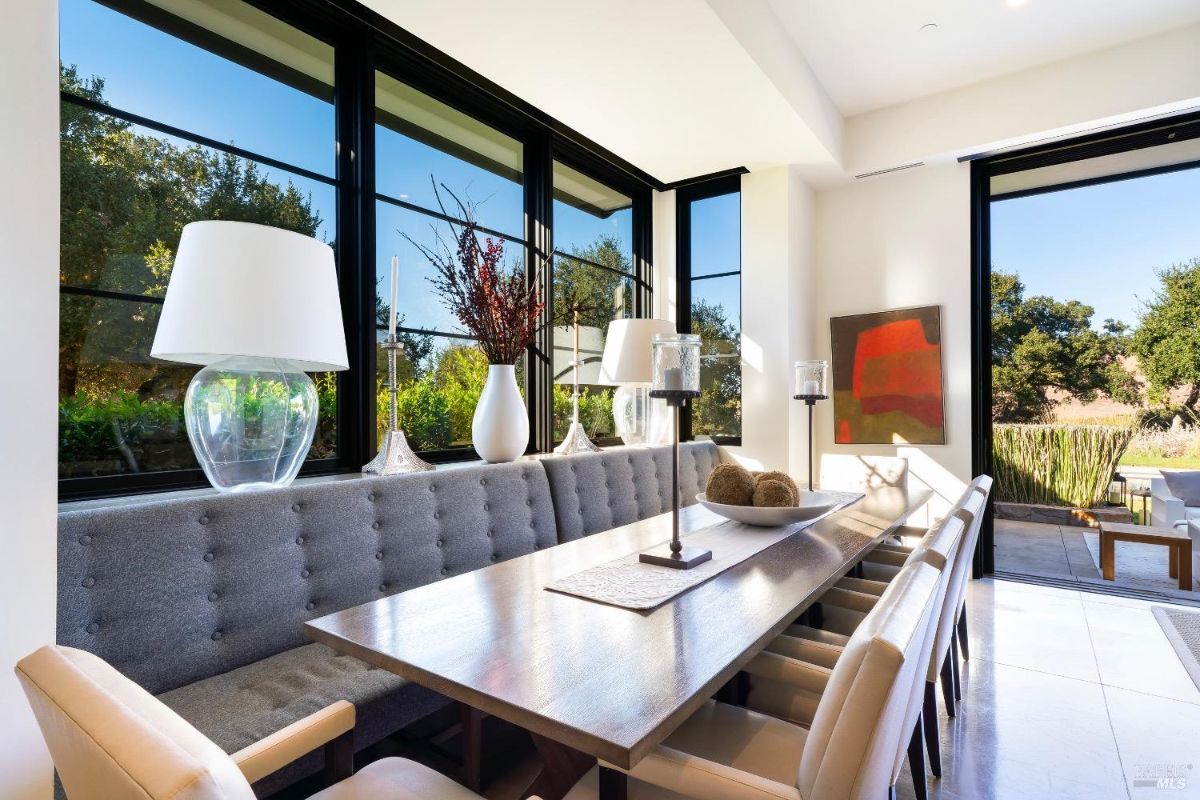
[232,700,355,784]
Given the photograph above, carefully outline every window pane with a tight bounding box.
[690,272,741,440]
[690,192,740,277]
[553,161,632,269]
[61,115,335,297]
[376,71,524,239]
[375,332,523,453]
[58,293,337,477]
[376,202,525,336]
[60,0,335,177]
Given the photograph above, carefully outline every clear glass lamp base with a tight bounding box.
[184,356,319,493]
[612,383,671,446]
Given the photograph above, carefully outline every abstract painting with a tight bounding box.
[830,306,945,445]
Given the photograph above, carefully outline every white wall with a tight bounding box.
[0,1,60,797]
[813,163,973,518]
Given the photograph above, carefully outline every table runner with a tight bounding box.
[546,491,862,610]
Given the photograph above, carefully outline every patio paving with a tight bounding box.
[994,516,1200,602]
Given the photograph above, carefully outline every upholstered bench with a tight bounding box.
[57,461,559,795]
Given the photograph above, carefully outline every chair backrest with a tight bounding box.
[819,455,908,494]
[938,476,993,670]
[890,515,965,782]
[797,561,940,800]
[15,645,254,800]
[58,461,560,694]
[541,441,722,540]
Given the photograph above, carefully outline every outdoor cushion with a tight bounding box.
[542,442,723,540]
[1162,470,1200,507]
[158,642,449,796]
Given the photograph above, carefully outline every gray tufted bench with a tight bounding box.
[57,461,559,795]
[541,441,723,540]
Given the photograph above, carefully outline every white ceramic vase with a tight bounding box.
[472,364,529,463]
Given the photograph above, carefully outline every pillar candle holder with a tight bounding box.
[793,360,828,492]
[363,336,435,474]
[640,334,712,570]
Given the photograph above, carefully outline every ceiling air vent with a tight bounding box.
[854,161,924,180]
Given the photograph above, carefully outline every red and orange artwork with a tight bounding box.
[829,307,945,445]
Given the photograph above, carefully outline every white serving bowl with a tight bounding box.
[696,491,843,527]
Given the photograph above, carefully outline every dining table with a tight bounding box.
[305,486,932,800]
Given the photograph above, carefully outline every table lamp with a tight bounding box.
[639,333,712,570]
[151,221,349,492]
[598,318,676,446]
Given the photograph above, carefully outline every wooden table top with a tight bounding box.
[1101,521,1191,541]
[305,488,931,769]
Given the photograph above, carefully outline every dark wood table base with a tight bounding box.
[524,733,597,800]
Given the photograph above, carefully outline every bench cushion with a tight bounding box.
[158,643,450,795]
[58,462,559,696]
[543,442,723,540]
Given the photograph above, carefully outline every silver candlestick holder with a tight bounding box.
[363,336,434,474]
[553,309,601,456]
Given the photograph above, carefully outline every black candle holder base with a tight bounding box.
[639,545,713,570]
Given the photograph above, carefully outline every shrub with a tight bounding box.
[382,377,453,450]
[993,424,1133,508]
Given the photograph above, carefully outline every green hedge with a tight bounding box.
[993,424,1133,508]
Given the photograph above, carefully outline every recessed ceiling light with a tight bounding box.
[920,22,938,32]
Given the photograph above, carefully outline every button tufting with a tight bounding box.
[86,622,99,634]
[436,539,444,548]
[211,631,223,641]
[372,521,381,530]
[570,465,576,473]
[208,591,219,602]
[379,584,387,592]
[574,487,581,494]
[526,499,532,506]
[203,552,215,562]
[78,535,92,546]
[375,551,384,560]
[429,485,437,492]
[440,567,448,575]
[301,569,311,578]
[433,511,441,520]
[305,601,316,611]
[198,515,209,525]
[81,577,95,588]
[480,478,487,486]
[487,529,494,538]
[483,503,490,511]
[367,492,376,502]
[490,554,497,562]
[295,536,305,545]
[292,504,301,512]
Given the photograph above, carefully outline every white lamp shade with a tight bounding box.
[598,318,676,384]
[151,221,349,371]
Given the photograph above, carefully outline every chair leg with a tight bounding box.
[923,681,942,778]
[907,717,928,800]
[599,766,629,800]
[950,632,962,702]
[940,653,956,718]
[957,605,970,660]
[324,729,354,785]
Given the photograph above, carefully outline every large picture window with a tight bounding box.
[58,0,339,491]
[58,0,656,497]
[677,177,742,444]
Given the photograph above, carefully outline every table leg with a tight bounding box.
[599,766,629,800]
[1101,533,1115,581]
[1170,546,1179,580]
[1179,543,1193,591]
[523,732,595,800]
[461,703,483,793]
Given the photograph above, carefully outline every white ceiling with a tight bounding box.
[360,0,841,185]
[768,0,1200,116]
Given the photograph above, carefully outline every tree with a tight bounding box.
[991,271,1138,422]
[1131,259,1200,412]
[552,235,631,331]
[690,300,741,436]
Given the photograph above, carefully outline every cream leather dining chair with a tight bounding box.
[564,561,942,800]
[749,513,965,800]
[15,645,506,800]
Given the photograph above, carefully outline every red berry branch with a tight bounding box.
[405,182,546,366]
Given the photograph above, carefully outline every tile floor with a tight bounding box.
[893,577,1200,800]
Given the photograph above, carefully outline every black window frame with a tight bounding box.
[675,171,743,446]
[968,108,1200,577]
[57,0,660,500]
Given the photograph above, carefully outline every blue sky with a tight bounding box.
[991,166,1200,331]
[61,0,636,336]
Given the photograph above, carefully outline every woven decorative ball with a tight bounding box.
[756,470,799,504]
[753,479,797,508]
[704,463,756,506]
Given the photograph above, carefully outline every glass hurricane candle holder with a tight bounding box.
[650,333,701,401]
[794,359,829,399]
